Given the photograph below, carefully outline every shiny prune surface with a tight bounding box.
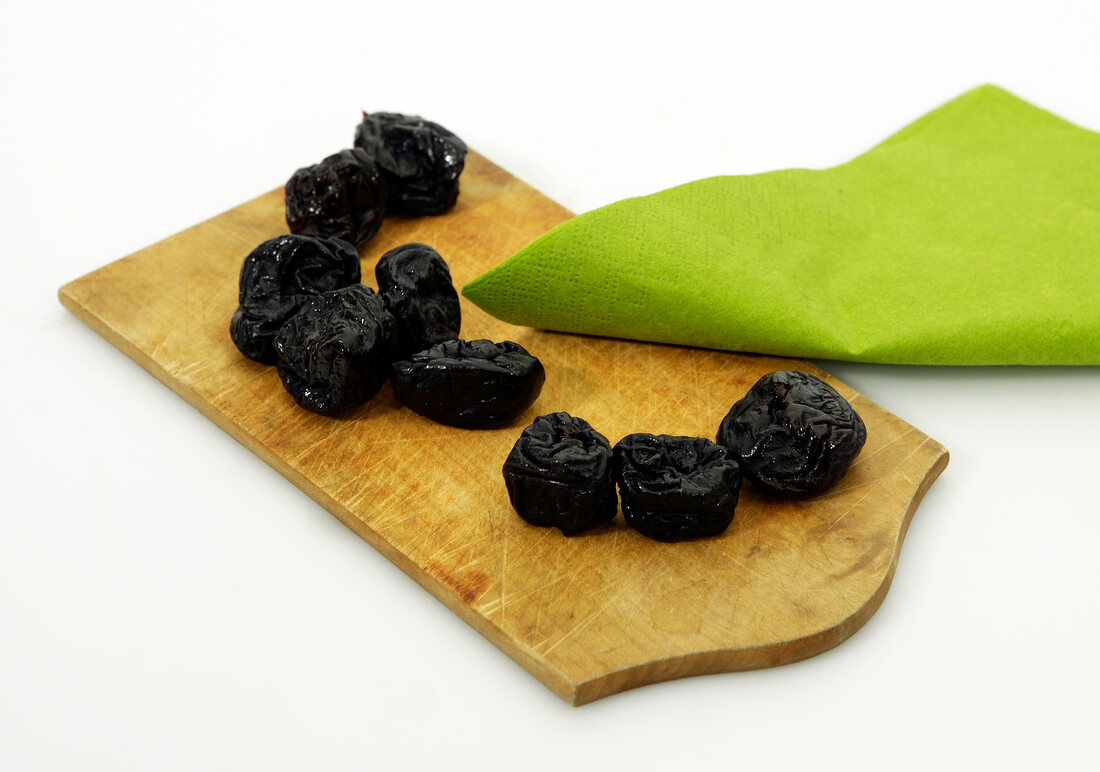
[717,370,867,498]
[613,434,741,542]
[229,235,361,364]
[353,112,467,215]
[375,243,461,357]
[285,148,387,247]
[503,413,617,535]
[273,285,396,415]
[391,339,544,429]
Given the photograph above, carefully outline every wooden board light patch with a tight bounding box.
[58,152,948,705]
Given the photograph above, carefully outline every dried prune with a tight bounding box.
[353,112,467,215]
[273,285,396,415]
[503,413,617,535]
[613,434,741,542]
[229,234,361,364]
[375,243,461,357]
[391,339,544,429]
[285,148,387,247]
[717,370,866,498]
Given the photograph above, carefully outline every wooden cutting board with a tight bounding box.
[59,151,948,705]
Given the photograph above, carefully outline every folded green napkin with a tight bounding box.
[463,86,1100,365]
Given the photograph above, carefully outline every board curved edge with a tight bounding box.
[568,444,949,706]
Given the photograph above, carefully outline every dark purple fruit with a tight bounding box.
[717,370,866,498]
[229,234,361,364]
[503,413,617,535]
[285,148,387,247]
[391,339,544,429]
[613,433,741,542]
[354,112,466,215]
[375,243,461,357]
[273,285,396,415]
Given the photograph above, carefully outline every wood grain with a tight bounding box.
[58,151,948,705]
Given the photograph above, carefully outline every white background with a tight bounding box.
[3,1,1099,769]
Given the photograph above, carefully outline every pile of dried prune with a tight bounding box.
[230,225,542,423]
[273,284,396,415]
[285,148,388,247]
[375,243,461,357]
[613,434,742,542]
[502,419,742,542]
[502,413,617,535]
[354,112,468,215]
[503,370,867,543]
[391,339,545,429]
[230,111,531,424]
[230,235,361,364]
[717,370,866,498]
[281,112,465,251]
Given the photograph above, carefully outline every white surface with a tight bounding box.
[3,1,1099,769]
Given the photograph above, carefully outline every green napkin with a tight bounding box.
[463,86,1100,365]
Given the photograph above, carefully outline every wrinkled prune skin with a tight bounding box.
[717,370,867,499]
[375,243,461,356]
[503,413,617,535]
[273,285,396,415]
[391,339,545,429]
[613,434,741,542]
[285,148,388,247]
[353,112,467,215]
[229,235,361,364]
